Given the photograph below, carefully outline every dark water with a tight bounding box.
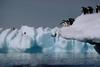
[0,52,100,67]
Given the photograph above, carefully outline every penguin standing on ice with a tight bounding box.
[96,5,100,13]
[61,20,70,27]
[88,6,93,14]
[81,7,89,15]
[60,18,75,27]
[68,18,75,25]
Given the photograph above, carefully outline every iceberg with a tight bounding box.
[60,13,100,54]
[0,13,99,55]
[60,13,100,43]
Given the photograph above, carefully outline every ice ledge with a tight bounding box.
[60,13,100,43]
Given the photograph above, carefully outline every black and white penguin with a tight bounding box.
[81,7,89,15]
[88,6,93,14]
[68,18,75,25]
[96,5,100,13]
[60,20,70,27]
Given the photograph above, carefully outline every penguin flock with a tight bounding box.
[1,4,100,55]
[81,5,100,15]
[11,5,100,36]
[60,18,75,27]
[59,5,100,54]
[60,5,100,27]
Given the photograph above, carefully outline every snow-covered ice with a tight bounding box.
[0,13,99,55]
[60,13,100,43]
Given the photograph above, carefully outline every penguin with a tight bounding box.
[24,32,26,35]
[12,27,15,30]
[88,6,93,14]
[96,5,100,13]
[68,18,75,25]
[60,20,70,27]
[51,33,57,37]
[81,7,89,15]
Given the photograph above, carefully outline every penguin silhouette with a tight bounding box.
[60,20,70,27]
[96,5,100,13]
[12,27,15,30]
[88,6,93,14]
[81,7,89,15]
[60,20,68,24]
[68,18,75,25]
[60,19,74,27]
[24,32,26,35]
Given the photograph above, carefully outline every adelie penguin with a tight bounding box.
[81,7,89,15]
[60,18,75,27]
[68,18,75,25]
[96,5,100,13]
[60,20,70,27]
[88,6,93,14]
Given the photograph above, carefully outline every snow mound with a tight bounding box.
[60,13,100,43]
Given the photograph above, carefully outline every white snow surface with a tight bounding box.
[60,13,100,43]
